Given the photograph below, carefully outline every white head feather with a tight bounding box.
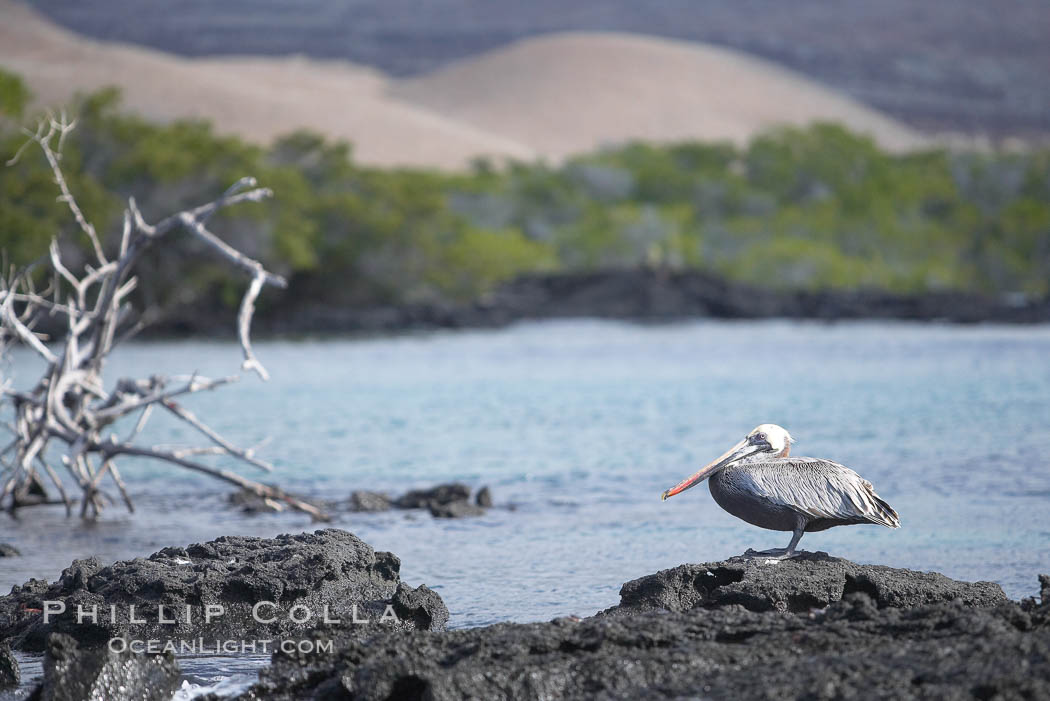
[749,423,794,456]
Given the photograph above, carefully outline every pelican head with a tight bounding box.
[661,423,794,501]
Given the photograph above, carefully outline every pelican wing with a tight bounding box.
[732,457,900,528]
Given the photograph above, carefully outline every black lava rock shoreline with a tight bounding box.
[251,270,1050,337]
[0,530,447,654]
[225,553,1049,700]
[2,533,1048,700]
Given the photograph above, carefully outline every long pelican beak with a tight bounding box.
[661,438,758,500]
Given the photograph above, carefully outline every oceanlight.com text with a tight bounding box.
[107,638,335,655]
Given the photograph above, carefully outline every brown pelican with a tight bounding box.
[661,424,899,558]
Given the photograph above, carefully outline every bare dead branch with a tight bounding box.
[37,456,72,517]
[238,272,270,380]
[0,116,326,520]
[93,374,238,423]
[34,112,107,265]
[160,398,274,472]
[102,441,327,522]
[0,287,57,364]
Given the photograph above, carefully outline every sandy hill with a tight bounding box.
[0,0,925,169]
[24,0,1050,137]
[0,0,534,168]
[393,32,927,158]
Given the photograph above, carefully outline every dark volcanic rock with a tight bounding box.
[348,490,391,512]
[230,559,1042,701]
[394,483,491,517]
[428,500,486,518]
[33,632,179,701]
[233,586,1050,701]
[0,544,20,558]
[226,487,325,515]
[604,551,1007,615]
[227,487,283,514]
[390,583,449,631]
[395,483,471,509]
[0,529,448,651]
[0,640,17,689]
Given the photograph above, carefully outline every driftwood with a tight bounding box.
[0,113,328,520]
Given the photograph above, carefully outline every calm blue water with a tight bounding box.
[3,320,1050,696]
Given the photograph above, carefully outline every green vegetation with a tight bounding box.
[2,68,1049,323]
[0,70,30,119]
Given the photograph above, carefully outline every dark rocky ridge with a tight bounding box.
[250,269,1050,337]
[50,269,1050,343]
[223,555,1049,700]
[0,529,448,652]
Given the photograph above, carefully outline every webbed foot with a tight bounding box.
[743,547,800,560]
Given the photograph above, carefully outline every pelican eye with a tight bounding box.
[748,432,769,446]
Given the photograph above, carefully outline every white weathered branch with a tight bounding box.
[238,272,269,380]
[101,440,325,521]
[0,287,57,364]
[93,374,237,423]
[175,210,286,380]
[30,112,107,265]
[0,115,326,520]
[160,398,274,472]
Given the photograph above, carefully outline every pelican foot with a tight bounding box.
[743,547,801,560]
